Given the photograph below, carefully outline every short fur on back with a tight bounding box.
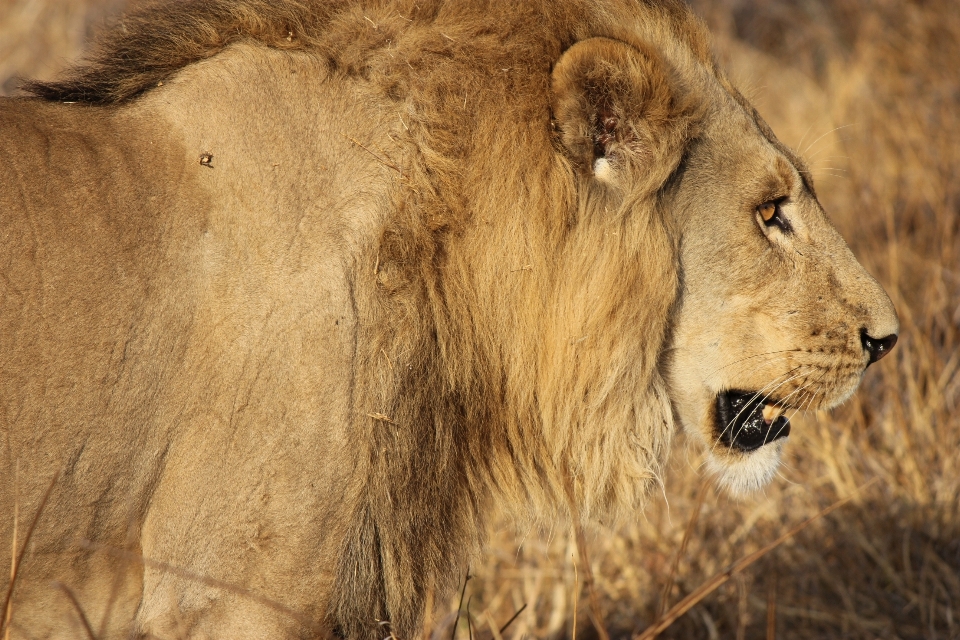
[2,0,896,638]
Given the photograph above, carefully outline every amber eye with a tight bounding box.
[757,199,791,232]
[758,201,776,221]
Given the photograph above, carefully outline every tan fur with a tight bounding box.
[0,0,896,638]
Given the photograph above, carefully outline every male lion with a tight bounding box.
[0,0,897,637]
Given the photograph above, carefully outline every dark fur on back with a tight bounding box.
[25,0,332,103]
[25,0,707,104]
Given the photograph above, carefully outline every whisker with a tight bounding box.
[803,146,849,164]
[807,153,849,162]
[783,374,826,425]
[719,369,801,435]
[764,374,825,446]
[728,368,814,446]
[706,350,802,378]
[801,123,856,158]
[795,123,815,156]
[712,367,807,452]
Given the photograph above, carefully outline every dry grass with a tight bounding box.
[2,1,958,638]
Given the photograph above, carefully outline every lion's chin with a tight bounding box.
[706,441,785,496]
[703,390,792,495]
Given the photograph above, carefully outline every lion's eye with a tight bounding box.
[757,199,791,232]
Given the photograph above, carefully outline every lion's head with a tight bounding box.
[665,97,899,495]
[548,34,898,501]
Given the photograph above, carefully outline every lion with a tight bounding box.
[0,0,898,637]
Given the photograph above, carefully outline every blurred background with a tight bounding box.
[2,0,958,638]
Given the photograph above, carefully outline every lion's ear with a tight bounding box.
[551,37,695,191]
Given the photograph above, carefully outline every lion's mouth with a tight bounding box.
[715,390,791,452]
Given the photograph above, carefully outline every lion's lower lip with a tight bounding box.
[715,390,791,452]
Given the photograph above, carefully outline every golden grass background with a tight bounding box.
[2,0,958,638]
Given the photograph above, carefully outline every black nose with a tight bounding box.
[860,329,898,364]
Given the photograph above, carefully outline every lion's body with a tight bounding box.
[0,1,898,638]
[1,47,382,635]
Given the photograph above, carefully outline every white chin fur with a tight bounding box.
[706,441,785,497]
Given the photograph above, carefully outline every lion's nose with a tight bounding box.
[860,328,898,365]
